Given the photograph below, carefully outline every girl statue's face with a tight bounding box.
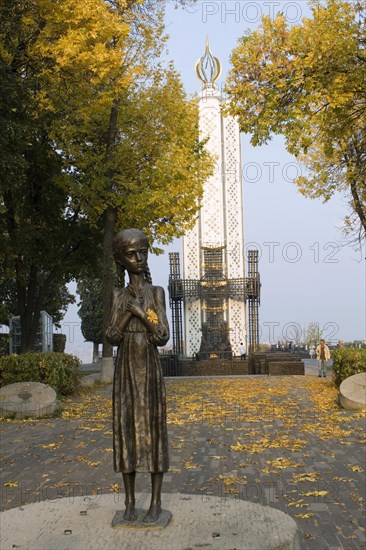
[120,237,148,274]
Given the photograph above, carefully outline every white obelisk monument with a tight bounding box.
[182,39,247,357]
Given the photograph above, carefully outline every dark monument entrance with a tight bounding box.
[198,246,232,359]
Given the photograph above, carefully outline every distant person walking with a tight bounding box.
[309,346,315,360]
[239,342,246,360]
[316,339,330,378]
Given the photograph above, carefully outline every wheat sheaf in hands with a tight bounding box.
[146,309,159,324]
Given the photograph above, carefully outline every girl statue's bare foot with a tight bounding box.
[143,502,161,523]
[124,501,137,522]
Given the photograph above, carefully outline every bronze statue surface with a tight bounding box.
[106,228,170,525]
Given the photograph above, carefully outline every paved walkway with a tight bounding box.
[1,366,365,550]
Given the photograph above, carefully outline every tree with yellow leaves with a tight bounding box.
[61,2,213,380]
[0,0,129,351]
[225,0,366,238]
[0,0,212,358]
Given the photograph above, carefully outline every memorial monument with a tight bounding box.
[106,228,171,526]
[169,39,260,359]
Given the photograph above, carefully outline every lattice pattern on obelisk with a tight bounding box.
[198,102,224,244]
[182,101,247,354]
[223,115,244,278]
[223,115,246,345]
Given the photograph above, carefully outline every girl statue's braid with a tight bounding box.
[117,263,126,288]
[144,266,152,284]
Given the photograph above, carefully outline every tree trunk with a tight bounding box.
[349,177,366,235]
[100,99,120,383]
[100,205,117,383]
[19,289,43,353]
[18,299,43,353]
[17,266,40,353]
[92,342,99,363]
[19,309,38,353]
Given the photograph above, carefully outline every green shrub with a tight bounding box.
[0,333,9,355]
[53,333,67,353]
[332,348,366,387]
[0,352,81,396]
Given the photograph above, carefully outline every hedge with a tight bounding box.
[0,352,81,396]
[332,348,366,387]
[53,333,67,353]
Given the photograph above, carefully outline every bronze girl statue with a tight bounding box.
[106,229,169,523]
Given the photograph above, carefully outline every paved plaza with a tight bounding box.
[1,364,365,550]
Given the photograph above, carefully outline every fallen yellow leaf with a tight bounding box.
[333,477,353,482]
[300,490,328,497]
[76,455,101,468]
[183,462,200,470]
[292,472,320,482]
[288,499,309,509]
[348,464,364,472]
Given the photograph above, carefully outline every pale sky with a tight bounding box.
[62,1,365,362]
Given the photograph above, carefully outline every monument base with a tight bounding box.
[0,493,301,550]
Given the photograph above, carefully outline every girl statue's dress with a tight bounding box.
[106,283,169,474]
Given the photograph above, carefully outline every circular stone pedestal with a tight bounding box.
[0,382,58,419]
[339,372,366,410]
[0,493,301,550]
